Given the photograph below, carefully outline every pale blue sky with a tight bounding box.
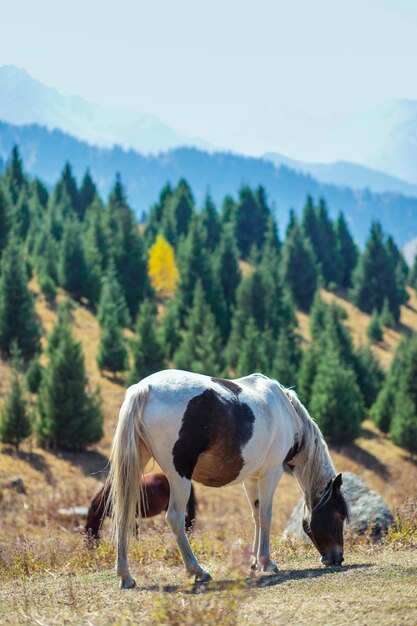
[1,0,417,154]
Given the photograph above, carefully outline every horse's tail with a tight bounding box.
[107,383,150,549]
[185,484,197,532]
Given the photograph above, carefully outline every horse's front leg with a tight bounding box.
[166,475,212,583]
[257,466,283,573]
[243,478,260,571]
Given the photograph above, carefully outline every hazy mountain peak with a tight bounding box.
[0,65,213,154]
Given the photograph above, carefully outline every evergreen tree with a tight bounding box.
[106,175,150,318]
[174,282,224,376]
[4,146,27,204]
[213,225,241,325]
[281,221,318,311]
[53,162,79,216]
[144,183,173,246]
[353,345,384,409]
[367,310,383,342]
[334,212,358,289]
[13,190,31,240]
[25,357,43,394]
[271,328,301,387]
[297,343,319,406]
[234,186,269,259]
[37,318,103,450]
[97,263,130,328]
[78,170,97,219]
[167,178,195,239]
[380,297,395,328]
[59,219,88,299]
[0,185,10,257]
[388,336,417,455]
[0,345,31,451]
[201,195,221,251]
[128,299,166,384]
[175,215,225,334]
[236,317,269,377]
[385,235,409,306]
[310,350,364,443]
[161,299,182,359]
[97,303,128,375]
[0,237,41,359]
[351,222,403,321]
[309,291,328,340]
[371,338,408,433]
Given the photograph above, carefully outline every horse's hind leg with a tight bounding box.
[257,466,283,573]
[243,478,260,570]
[166,474,212,583]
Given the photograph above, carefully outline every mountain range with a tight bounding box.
[2,120,417,249]
[0,65,212,154]
[2,64,417,250]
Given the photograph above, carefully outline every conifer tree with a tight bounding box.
[353,345,384,409]
[128,299,166,384]
[161,299,182,359]
[281,220,318,311]
[53,162,80,216]
[4,146,27,204]
[144,183,173,246]
[78,170,97,219]
[167,178,195,239]
[409,254,417,291]
[0,237,41,359]
[388,336,417,455]
[37,318,103,450]
[59,219,88,299]
[174,282,224,376]
[367,310,383,342]
[271,328,301,387]
[380,297,395,328]
[0,345,31,451]
[334,212,358,289]
[297,343,319,406]
[106,175,150,318]
[201,195,221,251]
[25,356,43,394]
[97,303,128,376]
[310,350,364,443]
[236,317,268,377]
[351,222,403,321]
[97,263,130,328]
[214,225,241,320]
[234,186,269,259]
[371,338,408,433]
[0,185,10,257]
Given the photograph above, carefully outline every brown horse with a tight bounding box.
[85,472,196,542]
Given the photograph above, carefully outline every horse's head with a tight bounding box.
[302,473,349,567]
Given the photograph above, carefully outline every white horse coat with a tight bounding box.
[108,370,348,588]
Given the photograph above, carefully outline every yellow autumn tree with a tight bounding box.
[148,234,180,299]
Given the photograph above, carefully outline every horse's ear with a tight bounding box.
[332,473,343,495]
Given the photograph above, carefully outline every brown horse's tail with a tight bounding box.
[107,383,150,551]
[185,484,197,532]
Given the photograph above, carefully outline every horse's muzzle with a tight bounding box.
[321,550,344,567]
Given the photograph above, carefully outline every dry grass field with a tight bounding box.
[1,282,417,625]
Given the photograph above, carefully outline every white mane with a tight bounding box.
[283,388,336,510]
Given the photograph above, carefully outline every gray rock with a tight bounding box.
[284,472,394,540]
[9,476,26,494]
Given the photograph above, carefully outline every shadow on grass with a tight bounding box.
[138,563,373,595]
[336,442,390,480]
[52,449,109,480]
[2,448,56,485]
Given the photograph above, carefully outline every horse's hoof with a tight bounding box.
[250,562,257,571]
[259,559,279,573]
[195,571,212,584]
[120,577,136,589]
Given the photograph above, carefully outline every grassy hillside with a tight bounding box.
[1,281,417,625]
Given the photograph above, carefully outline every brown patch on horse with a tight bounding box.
[211,377,242,396]
[173,389,255,487]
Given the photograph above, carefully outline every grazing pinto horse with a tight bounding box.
[108,370,349,589]
[85,473,196,542]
